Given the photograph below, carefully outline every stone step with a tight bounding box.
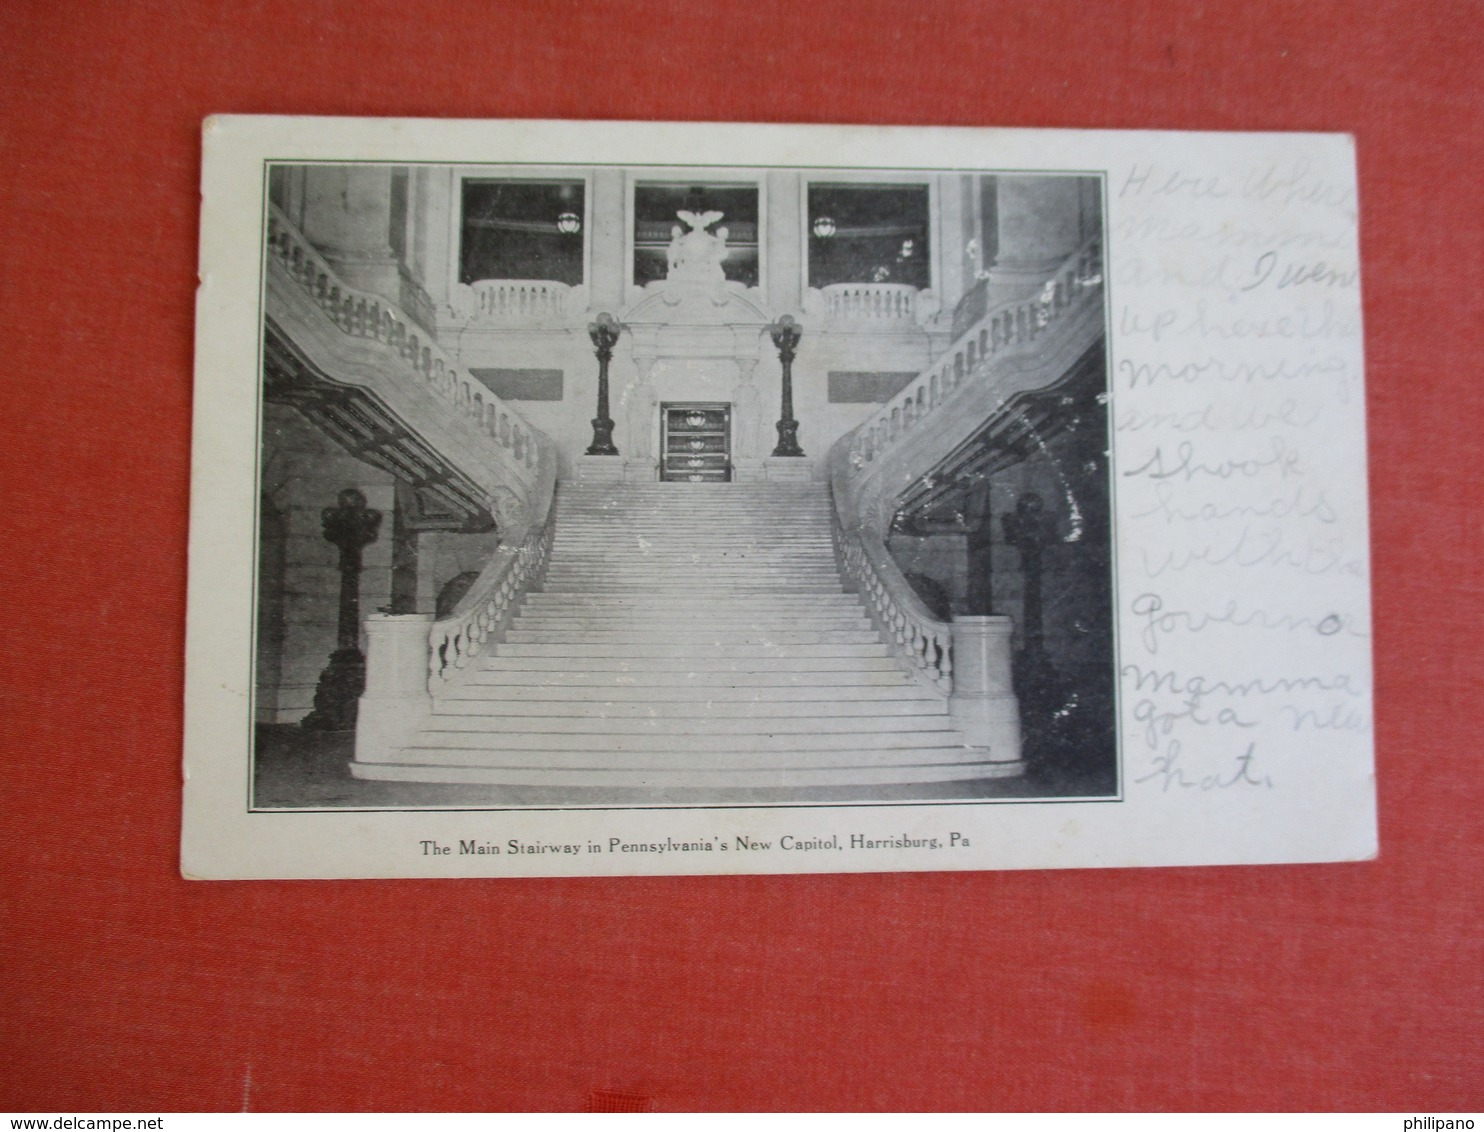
[541,575,842,586]
[553,537,830,545]
[547,569,839,576]
[545,566,839,575]
[546,569,839,577]
[535,585,847,594]
[356,472,996,791]
[509,617,873,630]
[423,710,950,732]
[556,518,829,524]
[549,543,836,553]
[436,682,932,702]
[491,642,891,660]
[401,732,970,758]
[432,697,946,718]
[555,518,828,525]
[501,629,880,645]
[518,600,863,614]
[550,551,834,560]
[352,759,1002,789]
[559,485,824,493]
[558,501,826,508]
[516,615,866,628]
[522,592,863,606]
[477,654,900,673]
[552,532,830,542]
[459,669,916,688]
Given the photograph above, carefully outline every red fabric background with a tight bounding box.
[1,0,1480,1112]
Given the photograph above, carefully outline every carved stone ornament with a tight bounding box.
[663,210,731,306]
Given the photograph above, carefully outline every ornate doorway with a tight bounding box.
[661,402,731,482]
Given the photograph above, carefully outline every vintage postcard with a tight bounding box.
[183,116,1374,878]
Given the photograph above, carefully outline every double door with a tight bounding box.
[660,402,731,482]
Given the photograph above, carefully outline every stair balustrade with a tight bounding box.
[830,502,952,694]
[429,498,558,686]
[266,205,554,515]
[844,234,1103,476]
[268,205,571,751]
[824,234,1104,768]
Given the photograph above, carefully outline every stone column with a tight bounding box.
[589,168,627,311]
[935,173,971,317]
[765,169,804,314]
[981,175,1085,305]
[301,166,401,305]
[354,613,435,764]
[948,616,1023,771]
[421,167,455,315]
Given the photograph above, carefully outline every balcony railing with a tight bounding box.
[449,279,587,324]
[820,282,919,323]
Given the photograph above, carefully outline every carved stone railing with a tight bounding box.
[806,283,945,329]
[844,234,1103,477]
[449,279,587,324]
[820,234,1105,771]
[830,498,952,693]
[265,203,556,540]
[822,282,918,322]
[428,491,559,686]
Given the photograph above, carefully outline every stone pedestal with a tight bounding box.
[354,613,434,764]
[763,456,816,483]
[732,458,765,484]
[981,175,1086,307]
[948,615,1024,774]
[623,458,658,482]
[576,454,625,482]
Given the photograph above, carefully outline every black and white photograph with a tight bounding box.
[182,118,1373,878]
[253,159,1114,811]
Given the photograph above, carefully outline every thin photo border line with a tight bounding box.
[243,156,1125,816]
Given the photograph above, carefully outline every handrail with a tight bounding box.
[830,495,953,693]
[826,233,1105,698]
[428,489,559,686]
[845,234,1103,473]
[265,204,555,516]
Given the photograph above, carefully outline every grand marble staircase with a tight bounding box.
[353,481,1011,792]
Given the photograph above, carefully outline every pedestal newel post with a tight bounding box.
[586,311,622,456]
[303,488,383,731]
[947,616,1024,774]
[769,314,805,457]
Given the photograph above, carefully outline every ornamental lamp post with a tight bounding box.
[303,487,383,731]
[769,314,805,458]
[585,311,622,456]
